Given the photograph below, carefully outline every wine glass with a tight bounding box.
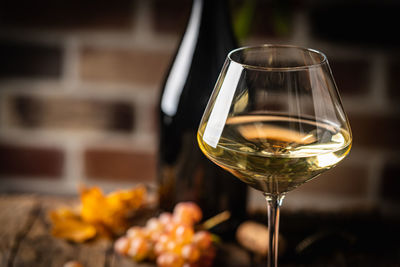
[197,45,352,266]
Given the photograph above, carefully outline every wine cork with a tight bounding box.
[236,221,286,256]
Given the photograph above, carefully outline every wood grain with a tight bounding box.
[0,195,39,267]
[0,195,249,267]
[12,196,110,267]
[108,253,153,267]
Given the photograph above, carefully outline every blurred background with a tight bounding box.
[0,0,399,216]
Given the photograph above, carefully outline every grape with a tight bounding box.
[158,233,172,245]
[159,212,173,225]
[182,244,200,263]
[157,252,185,267]
[118,202,215,267]
[173,212,192,226]
[166,240,183,254]
[150,231,163,243]
[154,241,167,256]
[127,236,150,261]
[126,226,146,239]
[165,221,180,234]
[146,217,164,241]
[174,225,194,244]
[173,202,202,225]
[114,236,130,255]
[154,234,172,256]
[147,217,164,232]
[193,231,212,250]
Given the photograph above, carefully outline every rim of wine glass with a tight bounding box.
[228,44,328,71]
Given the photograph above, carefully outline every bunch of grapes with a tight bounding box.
[114,202,215,267]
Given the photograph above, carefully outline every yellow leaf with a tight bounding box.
[49,185,147,241]
[80,185,147,235]
[50,208,97,243]
[80,186,107,225]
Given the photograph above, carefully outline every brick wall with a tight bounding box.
[1,0,399,214]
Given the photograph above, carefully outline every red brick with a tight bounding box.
[0,143,64,178]
[152,0,191,33]
[0,0,133,31]
[84,149,155,182]
[347,113,400,149]
[6,95,134,132]
[80,47,172,85]
[329,59,370,95]
[294,162,368,197]
[0,40,62,79]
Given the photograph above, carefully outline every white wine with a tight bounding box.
[198,114,352,195]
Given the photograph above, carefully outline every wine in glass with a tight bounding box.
[197,45,352,266]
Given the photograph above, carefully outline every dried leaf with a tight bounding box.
[80,185,147,235]
[80,186,107,225]
[50,185,147,242]
[50,208,97,243]
[106,186,146,213]
[103,186,147,234]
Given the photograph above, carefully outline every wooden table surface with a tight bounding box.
[0,194,158,267]
[3,195,399,267]
[0,195,250,267]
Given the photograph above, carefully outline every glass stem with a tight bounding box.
[264,194,284,267]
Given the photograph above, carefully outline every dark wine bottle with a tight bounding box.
[157,0,248,237]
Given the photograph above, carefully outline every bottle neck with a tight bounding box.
[197,0,237,48]
[160,0,236,118]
